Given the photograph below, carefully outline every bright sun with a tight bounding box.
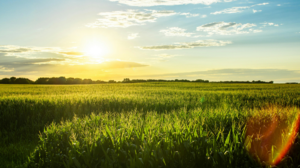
[84,43,109,58]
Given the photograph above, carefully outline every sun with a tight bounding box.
[84,43,109,58]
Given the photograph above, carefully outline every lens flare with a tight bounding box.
[245,107,300,166]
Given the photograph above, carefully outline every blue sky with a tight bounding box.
[0,0,299,82]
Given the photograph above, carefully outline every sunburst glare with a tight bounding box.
[83,42,109,59]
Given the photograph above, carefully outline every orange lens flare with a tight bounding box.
[245,108,300,166]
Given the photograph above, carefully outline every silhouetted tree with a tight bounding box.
[66,78,74,84]
[74,78,82,84]
[1,78,10,84]
[48,77,59,84]
[108,80,116,83]
[35,78,49,84]
[82,79,93,84]
[10,77,16,84]
[123,78,131,83]
[95,80,105,84]
[58,77,67,84]
[15,78,33,84]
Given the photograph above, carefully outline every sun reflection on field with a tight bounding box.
[245,106,300,166]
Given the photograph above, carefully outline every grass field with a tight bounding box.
[1,83,300,168]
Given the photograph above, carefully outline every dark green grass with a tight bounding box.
[0,83,300,167]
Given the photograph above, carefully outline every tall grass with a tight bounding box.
[0,83,300,167]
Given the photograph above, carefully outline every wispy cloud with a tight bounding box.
[0,45,95,65]
[137,40,231,50]
[179,13,207,18]
[261,22,280,27]
[252,9,262,13]
[128,33,139,40]
[130,69,300,82]
[196,22,260,35]
[109,0,231,7]
[0,45,60,56]
[179,13,199,18]
[86,10,207,28]
[59,52,84,55]
[160,27,194,37]
[0,66,14,72]
[0,52,149,76]
[86,10,176,28]
[211,2,269,15]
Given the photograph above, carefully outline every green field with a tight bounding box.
[1,83,300,168]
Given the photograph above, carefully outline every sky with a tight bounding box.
[0,0,299,82]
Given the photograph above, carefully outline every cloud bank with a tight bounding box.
[86,10,176,28]
[160,27,194,37]
[109,0,232,7]
[211,2,269,15]
[130,69,300,82]
[138,40,231,50]
[196,22,260,35]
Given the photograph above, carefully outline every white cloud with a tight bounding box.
[211,2,269,15]
[261,22,280,27]
[257,3,269,6]
[137,40,232,50]
[179,13,199,18]
[253,9,262,13]
[277,4,281,6]
[160,27,194,37]
[196,22,259,35]
[179,13,207,18]
[128,33,139,40]
[211,6,250,15]
[86,10,207,28]
[86,10,177,28]
[109,0,231,7]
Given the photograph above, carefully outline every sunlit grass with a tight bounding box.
[0,83,300,167]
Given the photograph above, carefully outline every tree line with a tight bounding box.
[0,76,277,84]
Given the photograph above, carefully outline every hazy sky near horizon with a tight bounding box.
[0,0,299,82]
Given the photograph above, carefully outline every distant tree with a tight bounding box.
[48,77,59,84]
[15,78,32,84]
[1,78,11,84]
[74,78,82,84]
[58,77,67,84]
[82,79,93,84]
[108,80,116,83]
[122,78,131,83]
[10,77,17,84]
[35,78,49,84]
[95,80,105,84]
[66,78,74,84]
[131,79,147,83]
[195,79,209,83]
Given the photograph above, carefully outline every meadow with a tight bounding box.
[0,83,300,168]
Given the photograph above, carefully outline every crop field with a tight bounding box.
[1,83,300,168]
